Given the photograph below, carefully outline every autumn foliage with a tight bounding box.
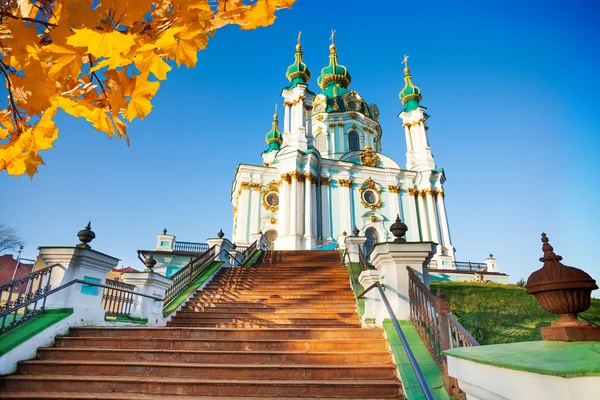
[0,0,295,177]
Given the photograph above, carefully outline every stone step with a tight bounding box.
[0,393,403,400]
[181,306,358,313]
[171,311,358,319]
[68,327,384,340]
[187,299,357,307]
[167,318,361,327]
[55,337,388,351]
[38,348,394,365]
[191,293,356,300]
[19,360,398,380]
[166,322,363,328]
[0,375,403,397]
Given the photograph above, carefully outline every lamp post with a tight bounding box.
[11,245,24,280]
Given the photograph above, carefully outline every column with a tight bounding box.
[304,173,313,244]
[387,185,402,220]
[424,189,441,246]
[405,189,420,241]
[284,103,291,133]
[289,172,299,236]
[403,124,413,152]
[329,123,336,155]
[296,175,305,236]
[235,182,251,243]
[277,174,290,237]
[339,178,353,234]
[311,177,317,237]
[321,177,331,240]
[436,190,452,250]
[249,183,260,235]
[416,190,430,241]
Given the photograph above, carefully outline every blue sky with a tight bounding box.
[1,0,599,285]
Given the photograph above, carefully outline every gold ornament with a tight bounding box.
[270,217,277,225]
[320,176,331,186]
[388,185,402,193]
[360,146,379,167]
[359,178,383,211]
[338,179,354,188]
[407,188,418,196]
[280,173,292,184]
[370,215,377,222]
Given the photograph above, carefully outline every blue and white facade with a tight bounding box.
[231,41,456,269]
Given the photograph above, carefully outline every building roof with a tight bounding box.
[112,266,137,273]
[0,254,35,282]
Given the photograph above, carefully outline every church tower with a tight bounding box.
[398,57,435,172]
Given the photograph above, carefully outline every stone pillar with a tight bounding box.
[284,104,291,133]
[369,242,436,320]
[404,189,420,242]
[320,177,332,240]
[155,230,175,251]
[339,178,353,235]
[345,236,368,263]
[484,254,498,272]
[416,191,430,241]
[206,238,233,263]
[38,246,119,325]
[122,271,171,326]
[296,174,305,236]
[249,183,261,236]
[358,269,386,325]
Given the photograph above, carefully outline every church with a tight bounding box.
[231,35,454,269]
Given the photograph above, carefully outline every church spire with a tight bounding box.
[286,32,311,89]
[317,30,352,90]
[399,55,422,112]
[264,106,283,153]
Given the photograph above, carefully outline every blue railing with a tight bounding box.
[173,241,208,253]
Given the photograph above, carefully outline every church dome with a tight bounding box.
[399,67,422,112]
[264,113,282,153]
[317,44,352,90]
[286,43,311,88]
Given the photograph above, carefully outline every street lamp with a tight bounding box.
[11,245,24,281]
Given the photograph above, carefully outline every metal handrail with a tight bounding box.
[0,263,57,288]
[163,245,216,306]
[358,282,435,400]
[0,278,162,334]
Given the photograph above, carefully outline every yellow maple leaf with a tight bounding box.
[66,28,136,59]
[124,76,160,121]
[43,44,83,79]
[133,49,172,80]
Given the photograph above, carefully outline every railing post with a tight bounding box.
[122,271,171,326]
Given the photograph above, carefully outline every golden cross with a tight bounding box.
[329,29,336,44]
[274,103,278,115]
[297,31,302,44]
[402,54,410,69]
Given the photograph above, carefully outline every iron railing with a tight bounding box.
[258,235,271,251]
[407,267,478,399]
[0,264,58,333]
[0,278,162,335]
[451,261,487,272]
[358,281,435,400]
[163,245,216,306]
[102,279,136,317]
[173,241,209,253]
[242,240,257,259]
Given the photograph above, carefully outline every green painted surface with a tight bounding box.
[242,250,262,268]
[383,319,451,400]
[0,308,73,356]
[444,341,600,378]
[105,315,148,324]
[162,261,223,317]
[346,262,365,317]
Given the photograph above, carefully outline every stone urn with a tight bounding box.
[389,214,408,242]
[526,233,599,341]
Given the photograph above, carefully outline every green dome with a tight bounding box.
[286,44,311,89]
[313,88,375,118]
[317,44,352,90]
[399,67,422,112]
[264,113,282,153]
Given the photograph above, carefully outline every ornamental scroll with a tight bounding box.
[360,146,379,167]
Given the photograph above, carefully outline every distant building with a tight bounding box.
[0,254,35,282]
[107,266,138,281]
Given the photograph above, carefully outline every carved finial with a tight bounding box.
[77,221,96,249]
[540,233,562,262]
[352,226,360,237]
[144,253,157,272]
[402,54,410,69]
[489,253,494,258]
[163,228,167,235]
[342,231,347,236]
[329,29,336,44]
[217,229,224,239]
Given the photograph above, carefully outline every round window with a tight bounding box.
[265,192,279,207]
[347,101,357,110]
[363,189,378,205]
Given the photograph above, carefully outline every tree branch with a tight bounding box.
[0,10,57,28]
[0,59,23,133]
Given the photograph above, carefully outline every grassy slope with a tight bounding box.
[430,281,600,345]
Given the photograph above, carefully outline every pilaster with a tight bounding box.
[320,176,332,241]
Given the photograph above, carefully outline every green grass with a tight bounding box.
[430,281,600,345]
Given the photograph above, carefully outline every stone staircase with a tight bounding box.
[0,250,404,399]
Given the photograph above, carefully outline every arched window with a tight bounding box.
[348,131,360,151]
[364,228,379,257]
[315,133,328,154]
